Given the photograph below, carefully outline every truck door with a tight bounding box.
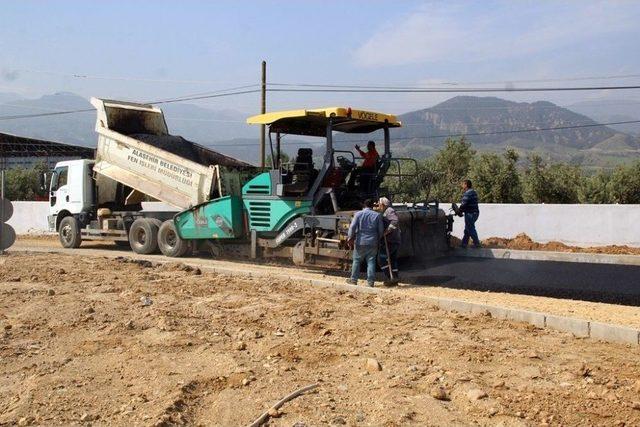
[50,165,69,214]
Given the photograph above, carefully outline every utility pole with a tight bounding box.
[260,60,266,168]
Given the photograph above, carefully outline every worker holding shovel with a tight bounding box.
[376,197,401,285]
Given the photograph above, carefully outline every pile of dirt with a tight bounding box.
[1,252,640,426]
[483,233,640,255]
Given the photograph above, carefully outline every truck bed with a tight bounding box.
[91,98,254,210]
[129,133,248,168]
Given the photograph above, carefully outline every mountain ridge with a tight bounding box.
[1,92,638,167]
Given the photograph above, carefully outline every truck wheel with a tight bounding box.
[59,216,82,248]
[128,218,159,254]
[158,220,189,257]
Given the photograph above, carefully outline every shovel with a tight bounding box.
[383,234,394,280]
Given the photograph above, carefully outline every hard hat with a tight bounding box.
[378,197,391,206]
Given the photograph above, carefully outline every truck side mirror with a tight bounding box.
[39,172,50,192]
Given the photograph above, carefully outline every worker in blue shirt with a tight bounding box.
[459,179,481,248]
[346,199,384,287]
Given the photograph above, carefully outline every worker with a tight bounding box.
[348,140,379,191]
[376,197,401,285]
[459,179,481,248]
[346,198,384,287]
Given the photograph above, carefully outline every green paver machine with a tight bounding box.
[175,107,452,267]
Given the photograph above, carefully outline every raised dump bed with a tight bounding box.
[90,98,252,209]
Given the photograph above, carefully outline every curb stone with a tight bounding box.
[452,247,640,267]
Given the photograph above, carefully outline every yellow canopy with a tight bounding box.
[246,107,401,137]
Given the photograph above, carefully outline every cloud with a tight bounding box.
[1,68,20,81]
[354,1,640,67]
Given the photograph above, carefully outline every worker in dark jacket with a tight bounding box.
[376,197,401,285]
[346,198,384,287]
[459,179,481,248]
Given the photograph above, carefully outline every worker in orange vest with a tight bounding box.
[348,140,379,192]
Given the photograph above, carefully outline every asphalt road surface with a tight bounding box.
[406,256,640,306]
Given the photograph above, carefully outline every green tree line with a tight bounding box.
[2,162,49,201]
[387,138,640,204]
[4,144,640,204]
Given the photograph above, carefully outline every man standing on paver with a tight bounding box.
[376,197,401,285]
[346,199,384,287]
[459,179,481,248]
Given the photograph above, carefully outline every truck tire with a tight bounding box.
[59,216,82,248]
[128,218,159,254]
[158,220,189,257]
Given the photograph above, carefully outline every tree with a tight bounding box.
[266,152,291,168]
[608,160,640,204]
[470,148,523,203]
[3,162,49,201]
[580,171,612,203]
[523,154,582,203]
[430,137,476,202]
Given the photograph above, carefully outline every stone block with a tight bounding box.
[589,322,640,345]
[545,314,589,337]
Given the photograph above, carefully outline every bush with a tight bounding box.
[522,154,582,203]
[609,160,640,204]
[469,148,523,203]
[3,162,49,201]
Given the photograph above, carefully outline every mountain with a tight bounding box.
[567,99,640,136]
[0,92,24,104]
[0,92,259,162]
[1,92,639,169]
[390,96,640,168]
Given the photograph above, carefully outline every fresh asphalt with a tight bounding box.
[405,256,640,306]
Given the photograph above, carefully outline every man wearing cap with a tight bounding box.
[346,198,384,287]
[376,197,401,285]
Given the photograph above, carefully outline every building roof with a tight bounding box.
[0,132,94,159]
[246,107,401,137]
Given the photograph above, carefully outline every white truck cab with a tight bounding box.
[47,159,95,231]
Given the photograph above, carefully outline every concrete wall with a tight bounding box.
[6,201,640,248]
[451,203,640,248]
[6,201,176,234]
[7,202,50,234]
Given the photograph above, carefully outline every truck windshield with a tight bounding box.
[51,166,68,191]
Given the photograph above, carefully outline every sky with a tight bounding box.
[0,0,639,115]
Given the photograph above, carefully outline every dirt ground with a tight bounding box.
[13,237,640,330]
[2,253,640,426]
[482,233,640,256]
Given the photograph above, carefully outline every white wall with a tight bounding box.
[451,204,640,248]
[6,201,640,248]
[6,201,176,234]
[7,201,50,234]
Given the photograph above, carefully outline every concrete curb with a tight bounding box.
[452,247,640,266]
[8,246,640,346]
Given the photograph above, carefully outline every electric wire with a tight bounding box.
[269,73,640,89]
[0,87,261,121]
[200,119,640,148]
[267,85,640,94]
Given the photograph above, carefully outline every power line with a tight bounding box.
[199,119,640,148]
[14,68,253,85]
[0,88,260,121]
[269,73,640,89]
[268,85,640,94]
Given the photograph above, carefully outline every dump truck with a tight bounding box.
[48,99,452,268]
